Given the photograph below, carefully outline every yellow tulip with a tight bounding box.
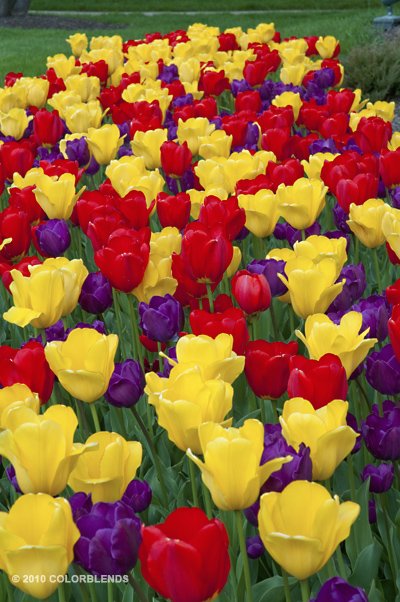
[382,208,400,260]
[45,327,118,403]
[347,199,392,248]
[11,166,44,190]
[280,398,358,480]
[280,63,307,86]
[17,77,49,108]
[187,420,291,510]
[0,108,32,140]
[172,333,244,384]
[238,189,280,238]
[366,100,395,122]
[315,35,339,59]
[86,124,124,165]
[105,155,165,203]
[272,91,302,120]
[3,257,88,329]
[65,73,100,102]
[226,246,242,278]
[66,32,88,57]
[68,431,142,502]
[296,312,377,378]
[46,54,79,79]
[0,384,40,428]
[0,493,79,599]
[292,234,347,278]
[132,227,181,303]
[0,405,95,495]
[276,178,327,230]
[90,34,123,51]
[301,152,338,180]
[80,48,123,75]
[63,100,103,133]
[279,257,345,319]
[33,172,82,219]
[198,129,233,159]
[47,91,82,118]
[177,117,215,155]
[258,480,359,580]
[131,128,168,169]
[389,131,400,151]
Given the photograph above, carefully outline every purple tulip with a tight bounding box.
[328,263,366,313]
[121,479,152,513]
[64,136,90,165]
[70,493,142,576]
[352,295,390,341]
[333,202,351,233]
[389,186,400,209]
[361,463,394,493]
[79,272,113,314]
[246,536,264,559]
[273,221,321,246]
[34,219,71,257]
[312,577,368,602]
[158,63,178,83]
[365,344,400,395]
[139,294,184,343]
[362,400,400,460]
[105,359,144,408]
[247,258,287,297]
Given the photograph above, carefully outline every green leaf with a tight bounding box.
[348,541,382,590]
[252,575,294,602]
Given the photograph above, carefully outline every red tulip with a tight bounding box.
[261,128,291,161]
[0,140,35,180]
[326,89,355,114]
[231,270,271,315]
[8,186,45,224]
[386,278,400,305]
[190,306,249,355]
[388,304,400,362]
[355,116,392,154]
[1,255,41,292]
[218,32,239,51]
[335,173,379,213]
[33,109,65,147]
[0,208,31,261]
[198,69,229,96]
[140,507,230,602]
[94,227,151,292]
[258,106,294,131]
[265,158,304,192]
[0,341,55,404]
[287,353,348,410]
[157,192,191,230]
[380,149,400,188]
[161,141,192,177]
[243,53,280,85]
[245,340,298,399]
[198,195,246,241]
[235,90,262,113]
[298,100,328,131]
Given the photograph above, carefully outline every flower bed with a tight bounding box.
[0,22,399,602]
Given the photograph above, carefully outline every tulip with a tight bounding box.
[33,108,65,147]
[280,398,358,480]
[276,178,327,230]
[0,383,40,427]
[177,117,215,155]
[68,431,142,502]
[296,312,377,378]
[66,32,88,57]
[361,463,394,494]
[105,155,165,202]
[362,401,400,460]
[33,172,81,220]
[237,189,280,238]
[231,270,271,315]
[105,359,145,408]
[45,327,118,403]
[312,577,368,602]
[0,493,79,599]
[3,257,88,329]
[140,507,230,602]
[161,140,192,177]
[287,354,348,409]
[0,405,95,495]
[63,100,103,133]
[347,199,392,248]
[131,128,168,169]
[157,192,191,230]
[258,480,359,580]
[352,294,390,342]
[86,124,124,165]
[328,263,366,313]
[139,294,184,342]
[78,271,113,314]
[245,340,298,399]
[187,420,291,510]
[173,333,244,384]
[365,344,400,396]
[0,207,31,261]
[292,234,348,278]
[382,209,400,261]
[247,258,288,297]
[0,108,32,140]
[146,364,233,453]
[33,218,71,257]
[70,493,142,576]
[0,140,35,180]
[190,305,249,356]
[198,195,246,242]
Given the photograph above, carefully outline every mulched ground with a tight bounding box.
[0,14,127,28]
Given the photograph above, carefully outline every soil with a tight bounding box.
[0,14,127,29]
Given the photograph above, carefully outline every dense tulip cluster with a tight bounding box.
[0,20,397,602]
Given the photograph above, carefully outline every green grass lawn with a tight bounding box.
[0,8,383,81]
[29,0,382,12]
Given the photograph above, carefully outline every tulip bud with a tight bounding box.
[231,270,271,315]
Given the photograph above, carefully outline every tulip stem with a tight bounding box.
[57,583,66,602]
[372,248,382,294]
[299,579,310,602]
[128,573,149,602]
[90,403,101,432]
[206,282,214,313]
[131,406,169,508]
[235,511,253,602]
[336,544,348,579]
[128,294,144,370]
[188,456,200,507]
[112,289,127,359]
[282,569,292,602]
[202,480,213,518]
[107,581,113,602]
[269,301,279,340]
